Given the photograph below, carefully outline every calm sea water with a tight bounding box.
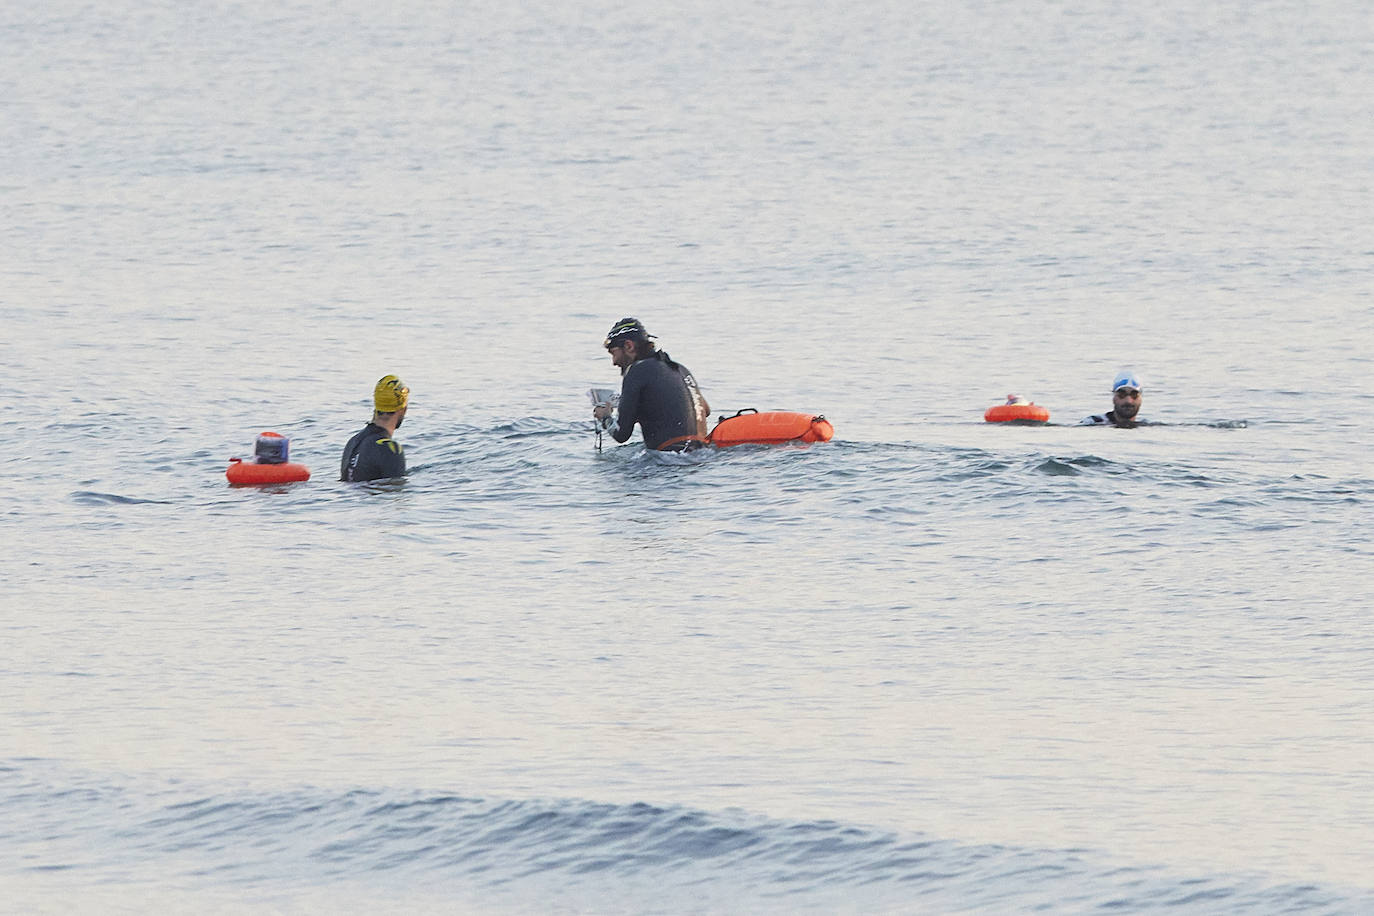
[4,0,1372,912]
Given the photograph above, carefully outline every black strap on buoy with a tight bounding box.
[707,407,758,440]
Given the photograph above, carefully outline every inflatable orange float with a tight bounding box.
[984,395,1050,424]
[707,410,834,447]
[226,432,311,485]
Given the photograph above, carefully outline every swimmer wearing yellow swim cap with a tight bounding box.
[373,374,410,414]
[341,375,410,482]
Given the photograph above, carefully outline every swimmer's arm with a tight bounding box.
[612,375,640,443]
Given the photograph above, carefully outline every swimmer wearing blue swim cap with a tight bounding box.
[1080,370,1144,428]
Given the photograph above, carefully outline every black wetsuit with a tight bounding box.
[340,423,406,481]
[612,351,707,450]
[1079,410,1140,428]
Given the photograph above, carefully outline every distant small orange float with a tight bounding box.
[984,395,1050,424]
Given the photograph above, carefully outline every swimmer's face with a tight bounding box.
[1113,387,1141,419]
[606,341,633,372]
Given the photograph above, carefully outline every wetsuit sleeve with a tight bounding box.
[612,367,642,443]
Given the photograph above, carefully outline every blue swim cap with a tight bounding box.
[1112,370,1142,393]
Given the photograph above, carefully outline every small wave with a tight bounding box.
[491,417,582,439]
[1036,457,1083,476]
[4,772,1370,913]
[639,448,714,467]
[68,491,170,506]
[1026,454,1127,477]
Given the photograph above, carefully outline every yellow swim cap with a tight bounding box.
[373,375,410,413]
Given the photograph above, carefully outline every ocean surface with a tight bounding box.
[3,0,1372,912]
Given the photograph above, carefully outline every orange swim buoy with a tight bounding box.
[226,432,312,485]
[707,410,835,447]
[226,458,311,485]
[984,395,1050,424]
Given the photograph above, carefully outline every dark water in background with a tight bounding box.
[3,0,1373,911]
